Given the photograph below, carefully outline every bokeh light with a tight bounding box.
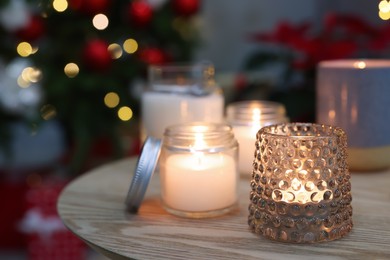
[17,42,33,57]
[353,61,366,69]
[118,106,133,121]
[123,39,138,54]
[17,75,30,88]
[93,14,109,30]
[17,67,42,88]
[379,0,390,20]
[22,67,42,83]
[104,92,120,108]
[379,10,390,20]
[64,63,79,78]
[108,43,123,59]
[53,0,68,12]
[40,104,57,120]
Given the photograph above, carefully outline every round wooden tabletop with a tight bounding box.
[58,157,390,259]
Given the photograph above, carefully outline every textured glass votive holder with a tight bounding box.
[248,123,353,243]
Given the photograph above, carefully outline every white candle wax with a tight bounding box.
[162,153,237,212]
[231,125,259,175]
[141,87,224,139]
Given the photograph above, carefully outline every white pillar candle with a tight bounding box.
[226,101,288,176]
[162,152,237,212]
[141,88,224,140]
[231,124,260,175]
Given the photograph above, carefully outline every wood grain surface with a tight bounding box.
[57,157,390,259]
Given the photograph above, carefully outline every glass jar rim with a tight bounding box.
[163,122,238,152]
[147,61,216,96]
[226,100,288,124]
[319,59,390,69]
[259,123,346,140]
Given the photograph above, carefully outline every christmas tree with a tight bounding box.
[0,0,200,173]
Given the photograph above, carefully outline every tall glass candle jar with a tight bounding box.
[160,122,239,218]
[226,100,288,176]
[141,62,224,141]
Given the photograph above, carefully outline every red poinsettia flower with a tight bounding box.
[250,21,310,45]
[249,13,390,71]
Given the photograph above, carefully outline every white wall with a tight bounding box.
[195,0,382,73]
[195,0,318,72]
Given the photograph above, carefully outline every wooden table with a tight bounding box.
[58,157,390,259]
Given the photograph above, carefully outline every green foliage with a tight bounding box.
[0,0,199,174]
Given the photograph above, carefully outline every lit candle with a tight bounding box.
[248,123,353,243]
[162,152,237,212]
[226,101,288,176]
[230,109,261,175]
[160,123,239,218]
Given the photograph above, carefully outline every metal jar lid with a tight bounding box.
[125,136,162,213]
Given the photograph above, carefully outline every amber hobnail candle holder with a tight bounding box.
[248,123,353,243]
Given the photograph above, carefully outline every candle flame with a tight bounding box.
[252,108,261,122]
[272,178,333,204]
[194,133,206,149]
[353,61,366,69]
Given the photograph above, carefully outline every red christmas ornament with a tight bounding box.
[172,0,199,16]
[69,0,110,15]
[82,39,112,71]
[127,1,153,27]
[15,15,45,42]
[138,47,167,65]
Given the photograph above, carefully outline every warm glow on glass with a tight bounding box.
[17,42,33,57]
[108,43,123,59]
[328,110,336,120]
[193,133,207,149]
[40,104,57,120]
[118,106,133,121]
[53,0,68,12]
[353,61,366,69]
[272,177,332,204]
[104,92,120,108]
[64,63,79,78]
[123,39,138,54]
[92,14,109,30]
[251,108,261,121]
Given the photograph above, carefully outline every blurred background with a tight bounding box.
[0,0,389,258]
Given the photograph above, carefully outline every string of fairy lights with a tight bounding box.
[15,0,138,122]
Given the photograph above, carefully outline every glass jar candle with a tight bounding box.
[248,123,353,243]
[141,62,224,141]
[160,122,239,218]
[226,100,288,176]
